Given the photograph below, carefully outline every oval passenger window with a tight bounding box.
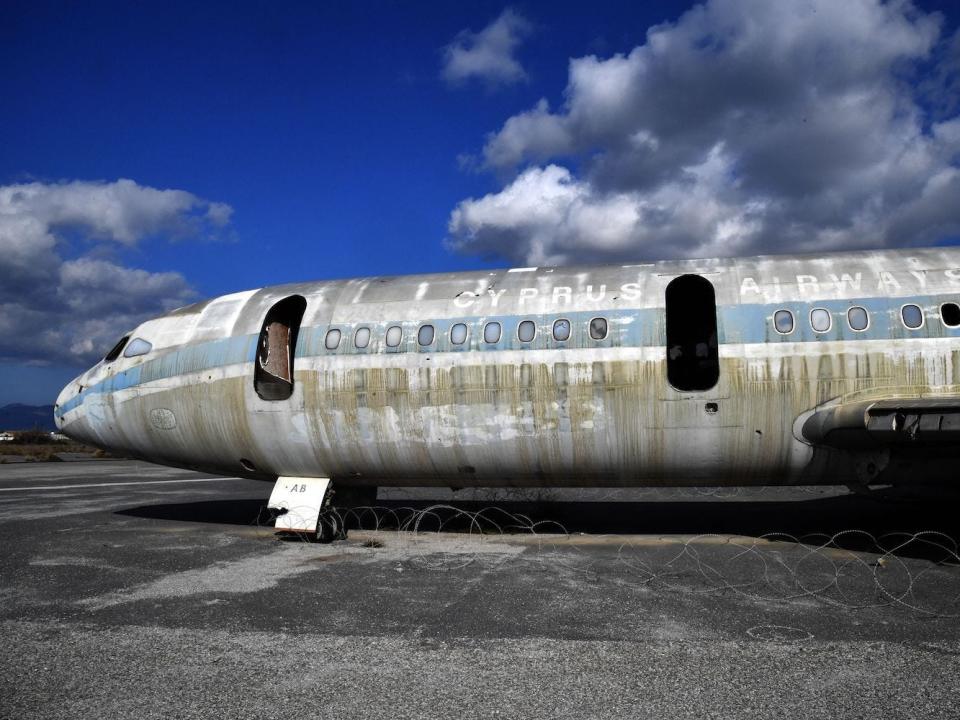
[450,323,468,345]
[483,322,502,344]
[123,338,152,358]
[417,325,434,346]
[941,303,960,328]
[590,317,608,340]
[354,327,371,348]
[553,319,571,341]
[902,304,923,329]
[324,329,341,350]
[773,310,794,334]
[517,320,536,343]
[847,307,869,331]
[810,308,831,333]
[385,325,403,347]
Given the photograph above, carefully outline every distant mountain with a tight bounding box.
[0,404,57,431]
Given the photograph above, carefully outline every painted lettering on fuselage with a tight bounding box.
[451,282,644,308]
[739,268,960,298]
[359,268,960,309]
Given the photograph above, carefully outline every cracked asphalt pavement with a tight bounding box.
[1,460,958,719]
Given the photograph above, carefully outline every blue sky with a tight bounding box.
[1,0,959,405]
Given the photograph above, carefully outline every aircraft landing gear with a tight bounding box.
[315,507,345,543]
[268,476,346,543]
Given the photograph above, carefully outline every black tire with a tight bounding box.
[315,512,345,543]
[315,514,334,543]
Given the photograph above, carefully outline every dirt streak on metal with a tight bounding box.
[98,342,960,489]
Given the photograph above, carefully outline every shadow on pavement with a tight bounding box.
[116,491,960,553]
[117,498,269,526]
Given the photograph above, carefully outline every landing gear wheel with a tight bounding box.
[315,511,344,543]
[315,514,333,543]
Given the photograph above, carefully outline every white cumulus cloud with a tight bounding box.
[0,178,231,365]
[449,0,960,265]
[442,8,532,88]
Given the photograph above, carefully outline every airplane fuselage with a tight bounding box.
[55,247,960,488]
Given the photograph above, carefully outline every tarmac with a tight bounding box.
[1,460,959,719]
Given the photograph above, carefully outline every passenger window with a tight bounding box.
[123,338,152,358]
[450,323,468,345]
[104,335,130,362]
[553,318,571,341]
[385,325,403,347]
[847,307,869,331]
[418,325,435,346]
[810,308,831,333]
[517,320,536,343]
[902,304,923,329]
[324,329,341,350]
[773,310,794,334]
[589,317,608,340]
[354,327,371,348]
[941,303,960,328]
[484,322,502,343]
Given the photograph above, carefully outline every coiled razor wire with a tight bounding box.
[259,503,960,617]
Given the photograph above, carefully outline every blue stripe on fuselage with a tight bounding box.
[58,294,960,415]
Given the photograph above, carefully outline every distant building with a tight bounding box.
[49,432,69,442]
[0,432,15,442]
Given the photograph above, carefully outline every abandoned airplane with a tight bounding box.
[56,247,960,539]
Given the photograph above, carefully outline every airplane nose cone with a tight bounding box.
[54,375,83,436]
[54,383,70,431]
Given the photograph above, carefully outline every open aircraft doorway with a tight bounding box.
[254,295,307,401]
[665,274,720,392]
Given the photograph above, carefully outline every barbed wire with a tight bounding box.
[614,529,960,616]
[256,503,960,617]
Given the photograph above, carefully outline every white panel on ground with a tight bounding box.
[267,476,331,532]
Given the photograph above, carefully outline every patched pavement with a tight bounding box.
[1,461,958,719]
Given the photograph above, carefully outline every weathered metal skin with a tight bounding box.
[55,248,960,487]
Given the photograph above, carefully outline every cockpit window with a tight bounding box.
[103,335,130,362]
[123,338,153,358]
